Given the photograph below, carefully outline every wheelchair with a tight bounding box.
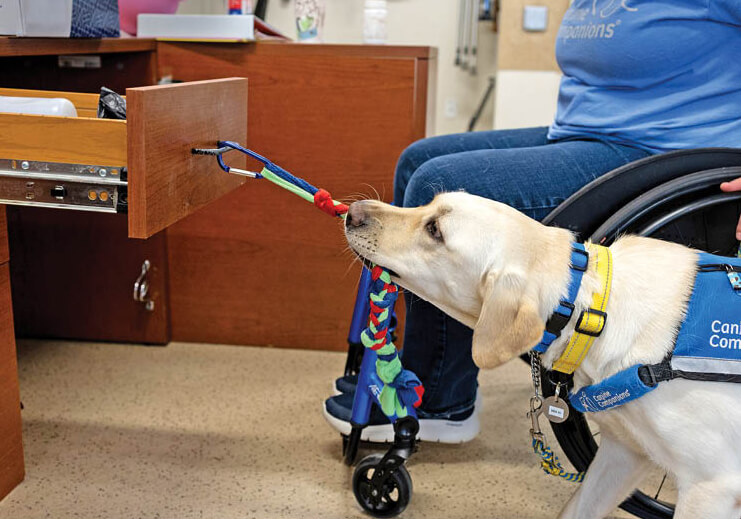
[341,147,741,518]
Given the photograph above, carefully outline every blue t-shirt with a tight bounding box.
[548,0,741,153]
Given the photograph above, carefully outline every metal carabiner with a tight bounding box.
[191,141,265,178]
[528,395,544,437]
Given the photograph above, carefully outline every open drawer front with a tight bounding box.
[0,78,247,239]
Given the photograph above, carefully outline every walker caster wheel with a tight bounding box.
[352,453,412,518]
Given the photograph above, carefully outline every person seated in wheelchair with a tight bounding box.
[325,0,741,444]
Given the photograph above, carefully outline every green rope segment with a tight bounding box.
[259,167,348,214]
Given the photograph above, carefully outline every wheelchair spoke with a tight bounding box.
[654,473,667,500]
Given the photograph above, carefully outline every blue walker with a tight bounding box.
[193,143,422,517]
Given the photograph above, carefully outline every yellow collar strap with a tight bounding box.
[551,244,613,375]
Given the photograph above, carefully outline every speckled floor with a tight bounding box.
[0,340,656,519]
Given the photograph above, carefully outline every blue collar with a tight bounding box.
[532,243,589,354]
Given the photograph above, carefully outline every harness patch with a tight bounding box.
[571,252,741,413]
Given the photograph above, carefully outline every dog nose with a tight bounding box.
[346,202,368,228]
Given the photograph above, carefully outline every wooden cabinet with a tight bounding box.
[0,78,248,344]
[7,208,171,344]
[0,208,23,501]
[0,39,249,345]
[158,42,435,350]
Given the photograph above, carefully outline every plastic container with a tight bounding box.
[0,96,77,118]
[295,0,325,43]
[364,0,387,44]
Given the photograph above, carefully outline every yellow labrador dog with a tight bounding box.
[344,191,741,519]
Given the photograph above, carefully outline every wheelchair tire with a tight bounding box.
[542,167,741,519]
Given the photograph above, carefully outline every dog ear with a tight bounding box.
[472,269,545,369]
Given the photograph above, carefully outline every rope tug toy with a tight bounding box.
[192,141,424,418]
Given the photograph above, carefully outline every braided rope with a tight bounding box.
[361,266,424,418]
[532,438,585,483]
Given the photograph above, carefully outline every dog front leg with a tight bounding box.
[558,434,650,519]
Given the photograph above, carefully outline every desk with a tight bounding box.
[0,38,435,501]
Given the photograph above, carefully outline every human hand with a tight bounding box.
[720,178,741,240]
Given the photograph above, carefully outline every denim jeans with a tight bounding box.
[395,126,652,419]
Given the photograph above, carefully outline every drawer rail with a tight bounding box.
[0,158,128,213]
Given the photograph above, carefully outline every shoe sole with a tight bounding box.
[322,399,481,444]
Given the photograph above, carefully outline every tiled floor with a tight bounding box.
[1,340,656,518]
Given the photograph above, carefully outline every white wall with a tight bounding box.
[494,70,561,129]
[177,0,498,136]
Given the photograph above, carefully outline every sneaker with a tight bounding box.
[322,391,481,444]
[333,374,358,395]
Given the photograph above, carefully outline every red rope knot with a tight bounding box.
[313,189,348,217]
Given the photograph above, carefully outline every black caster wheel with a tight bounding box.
[352,453,412,518]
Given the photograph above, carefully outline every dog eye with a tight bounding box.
[425,219,443,241]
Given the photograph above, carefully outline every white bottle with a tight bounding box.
[364,0,387,44]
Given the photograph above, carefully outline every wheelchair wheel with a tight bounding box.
[543,167,741,519]
[352,453,412,518]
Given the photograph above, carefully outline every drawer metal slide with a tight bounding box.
[0,158,127,213]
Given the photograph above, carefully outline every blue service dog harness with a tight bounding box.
[570,252,741,413]
[528,245,741,482]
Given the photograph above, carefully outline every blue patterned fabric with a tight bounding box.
[71,0,119,38]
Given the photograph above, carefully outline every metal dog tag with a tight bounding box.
[542,395,570,423]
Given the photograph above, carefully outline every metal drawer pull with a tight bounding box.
[133,260,155,311]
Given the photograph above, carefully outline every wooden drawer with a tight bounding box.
[0,78,247,239]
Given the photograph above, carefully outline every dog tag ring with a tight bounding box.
[542,395,570,423]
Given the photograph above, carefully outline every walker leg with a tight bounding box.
[344,268,373,376]
[344,425,364,465]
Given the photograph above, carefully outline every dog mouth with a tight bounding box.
[349,246,401,279]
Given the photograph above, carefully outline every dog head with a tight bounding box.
[345,191,569,369]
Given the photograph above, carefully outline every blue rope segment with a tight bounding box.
[532,438,585,483]
[218,141,319,195]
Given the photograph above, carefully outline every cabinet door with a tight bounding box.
[7,207,170,344]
